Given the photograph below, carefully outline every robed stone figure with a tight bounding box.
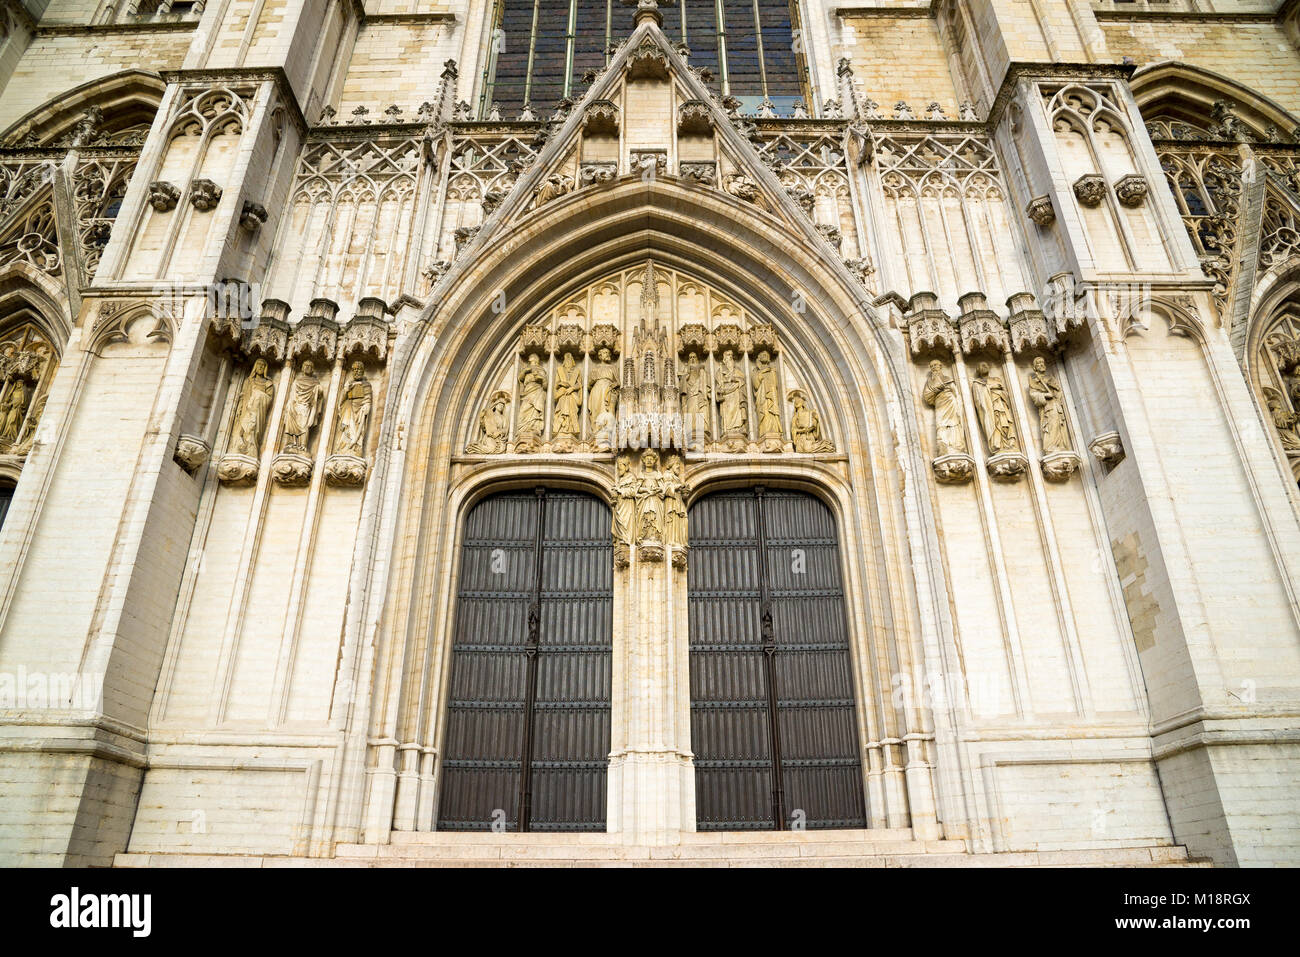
[516,353,548,442]
[680,352,711,444]
[611,454,638,545]
[588,348,618,435]
[751,350,782,438]
[553,352,582,440]
[230,358,275,457]
[922,360,967,456]
[334,361,373,457]
[1027,357,1070,453]
[716,350,748,438]
[970,361,1018,454]
[283,359,326,453]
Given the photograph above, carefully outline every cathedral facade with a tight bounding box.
[0,0,1298,867]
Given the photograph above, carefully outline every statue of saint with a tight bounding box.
[970,361,1018,454]
[333,361,373,457]
[611,453,638,545]
[680,351,711,445]
[467,390,509,454]
[0,375,30,447]
[553,352,582,440]
[516,353,548,442]
[789,390,833,453]
[636,449,664,542]
[663,456,689,549]
[1265,388,1300,455]
[588,348,618,435]
[593,388,618,452]
[716,349,748,439]
[922,360,967,455]
[751,350,782,438]
[230,358,275,457]
[283,359,325,453]
[1027,356,1070,453]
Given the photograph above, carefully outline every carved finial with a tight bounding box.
[633,0,662,26]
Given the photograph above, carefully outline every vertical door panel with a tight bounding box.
[689,487,867,830]
[439,489,611,832]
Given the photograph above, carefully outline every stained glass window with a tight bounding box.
[478,0,810,118]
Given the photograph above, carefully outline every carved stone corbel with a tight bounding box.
[583,99,619,135]
[324,454,367,487]
[173,434,211,473]
[216,454,259,486]
[270,451,313,487]
[288,299,340,364]
[1088,430,1125,468]
[1025,195,1054,227]
[1072,174,1106,208]
[242,314,290,364]
[630,150,667,177]
[987,451,1029,481]
[1040,451,1081,482]
[148,181,180,212]
[189,178,223,212]
[679,161,716,185]
[1114,174,1148,208]
[579,162,617,187]
[239,201,268,232]
[677,100,713,135]
[339,299,391,364]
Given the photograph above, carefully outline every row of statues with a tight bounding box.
[923,356,1073,459]
[468,347,833,454]
[611,448,688,567]
[228,358,374,461]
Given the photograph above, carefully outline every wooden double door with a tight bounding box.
[438,485,865,832]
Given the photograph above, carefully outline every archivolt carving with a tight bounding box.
[462,262,833,458]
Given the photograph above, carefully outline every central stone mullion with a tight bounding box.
[607,447,694,844]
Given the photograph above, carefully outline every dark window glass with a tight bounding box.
[0,484,12,531]
[483,0,806,118]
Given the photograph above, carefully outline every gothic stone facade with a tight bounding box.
[0,0,1299,867]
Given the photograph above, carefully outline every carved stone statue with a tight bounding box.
[230,358,276,457]
[663,455,689,562]
[333,361,373,457]
[680,351,711,446]
[970,361,1018,454]
[715,349,749,442]
[467,389,510,454]
[611,453,639,567]
[593,388,618,452]
[0,375,30,447]
[283,359,325,453]
[588,347,618,435]
[789,389,833,453]
[922,359,967,455]
[13,391,46,456]
[553,351,582,443]
[636,448,664,545]
[1027,356,1070,453]
[1265,388,1300,455]
[516,353,548,447]
[751,350,782,440]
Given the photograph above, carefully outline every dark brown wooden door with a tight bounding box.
[438,488,612,832]
[689,487,867,831]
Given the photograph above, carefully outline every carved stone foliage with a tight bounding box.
[611,449,688,569]
[0,323,57,459]
[464,262,829,457]
[579,162,617,187]
[723,173,759,202]
[679,161,716,185]
[173,434,211,473]
[72,156,133,280]
[631,150,667,177]
[1088,430,1125,469]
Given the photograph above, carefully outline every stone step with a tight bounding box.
[114,846,1209,868]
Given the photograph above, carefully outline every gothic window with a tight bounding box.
[0,482,12,530]
[479,0,809,118]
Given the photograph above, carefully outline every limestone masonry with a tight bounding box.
[0,0,1298,867]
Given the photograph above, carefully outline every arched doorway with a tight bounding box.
[688,486,867,830]
[437,487,613,832]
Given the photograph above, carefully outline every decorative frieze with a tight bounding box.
[579,162,617,187]
[679,161,716,185]
[630,150,667,177]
